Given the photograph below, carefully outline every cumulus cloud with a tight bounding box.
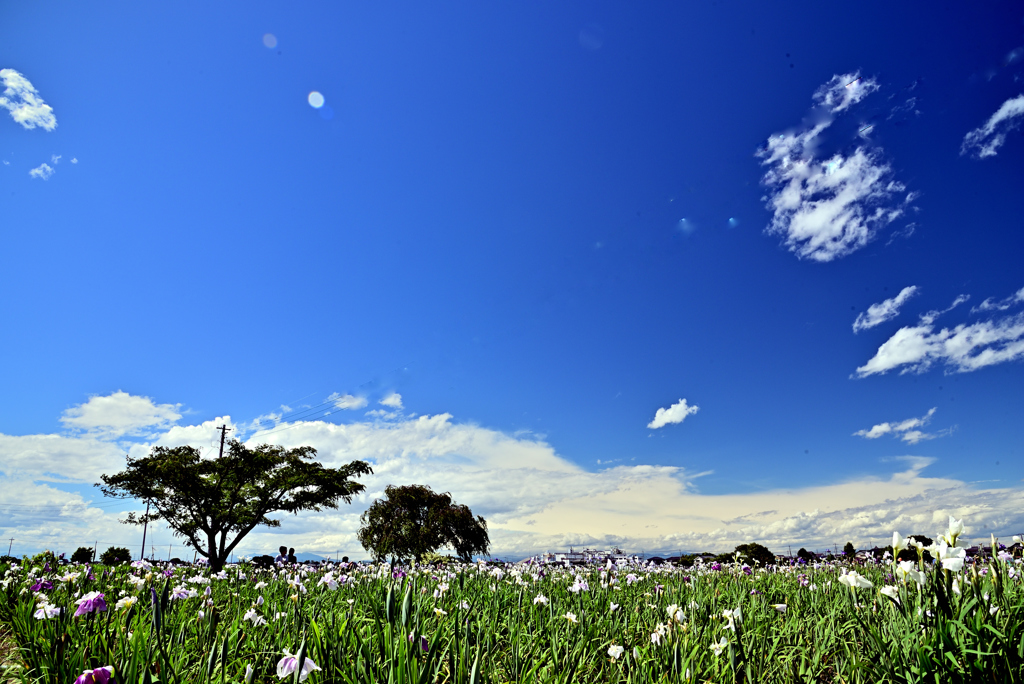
[328,393,368,410]
[853,407,952,445]
[856,311,1024,377]
[29,162,54,180]
[853,286,919,333]
[2,398,1024,558]
[60,391,182,438]
[647,399,700,429]
[961,94,1024,158]
[760,72,914,262]
[0,68,57,131]
[379,392,403,409]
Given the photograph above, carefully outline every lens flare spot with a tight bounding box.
[308,91,325,109]
[262,33,277,49]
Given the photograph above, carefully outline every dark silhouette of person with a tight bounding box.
[274,546,287,563]
[287,547,297,564]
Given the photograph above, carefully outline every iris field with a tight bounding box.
[1,521,1023,683]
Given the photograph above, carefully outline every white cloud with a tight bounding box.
[29,162,54,180]
[973,286,1024,313]
[3,402,1024,558]
[856,311,1024,377]
[647,398,699,429]
[71,157,78,164]
[328,393,368,410]
[919,294,970,326]
[853,407,951,445]
[760,72,914,262]
[0,68,57,131]
[379,392,403,409]
[813,73,879,114]
[60,391,182,438]
[853,286,919,333]
[0,433,127,482]
[961,94,1024,158]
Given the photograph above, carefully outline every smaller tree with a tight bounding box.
[71,547,94,564]
[843,541,856,558]
[100,546,132,566]
[358,484,490,563]
[796,547,816,563]
[734,542,775,567]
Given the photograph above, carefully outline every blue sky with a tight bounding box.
[3,1,1024,559]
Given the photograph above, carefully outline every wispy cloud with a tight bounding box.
[0,68,57,131]
[28,163,54,180]
[972,286,1024,314]
[853,407,952,445]
[853,286,919,333]
[328,393,368,410]
[647,398,699,429]
[856,309,1024,377]
[919,294,970,325]
[961,94,1024,158]
[759,72,914,262]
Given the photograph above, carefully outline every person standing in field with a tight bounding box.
[287,547,297,564]
[275,546,288,563]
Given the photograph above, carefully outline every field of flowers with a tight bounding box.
[1,520,1022,683]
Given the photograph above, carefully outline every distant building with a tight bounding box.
[535,547,640,565]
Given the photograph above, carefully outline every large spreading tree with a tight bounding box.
[99,439,372,571]
[357,484,490,563]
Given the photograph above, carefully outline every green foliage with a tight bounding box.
[100,546,132,566]
[70,546,94,564]
[420,551,454,566]
[796,547,816,563]
[842,541,856,557]
[26,550,57,568]
[358,484,490,562]
[2,542,1023,684]
[99,439,372,571]
[733,542,775,566]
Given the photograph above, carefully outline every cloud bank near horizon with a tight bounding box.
[1,392,1021,559]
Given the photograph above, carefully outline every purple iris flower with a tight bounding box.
[31,579,53,592]
[44,562,51,572]
[710,563,722,571]
[74,591,108,616]
[392,570,406,579]
[73,666,114,684]
[163,569,174,577]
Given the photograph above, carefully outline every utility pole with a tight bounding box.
[217,425,231,458]
[7,538,13,556]
[139,502,150,561]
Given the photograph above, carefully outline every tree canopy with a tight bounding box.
[357,484,490,563]
[733,542,776,567]
[99,439,372,571]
